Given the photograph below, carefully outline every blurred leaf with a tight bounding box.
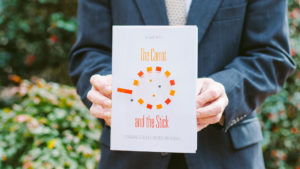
[0,79,101,168]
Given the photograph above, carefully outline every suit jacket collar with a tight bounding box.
[134,0,223,43]
[134,0,169,25]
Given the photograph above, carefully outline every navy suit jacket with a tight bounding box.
[69,0,295,168]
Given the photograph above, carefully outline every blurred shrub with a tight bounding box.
[0,78,101,169]
[0,0,77,85]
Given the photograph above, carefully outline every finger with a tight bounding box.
[103,111,112,119]
[196,78,213,95]
[90,104,111,119]
[90,104,107,119]
[196,79,204,95]
[103,75,112,96]
[104,117,111,126]
[87,88,112,108]
[197,113,223,125]
[196,83,223,107]
[103,111,112,126]
[90,74,112,97]
[196,96,227,118]
[197,123,208,132]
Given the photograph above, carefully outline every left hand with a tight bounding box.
[196,78,228,132]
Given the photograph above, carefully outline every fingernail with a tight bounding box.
[106,113,112,119]
[96,104,103,109]
[105,86,112,92]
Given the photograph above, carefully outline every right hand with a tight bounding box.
[87,74,112,126]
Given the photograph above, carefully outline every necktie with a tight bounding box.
[165,0,186,25]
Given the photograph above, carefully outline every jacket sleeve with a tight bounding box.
[209,0,296,132]
[68,0,112,126]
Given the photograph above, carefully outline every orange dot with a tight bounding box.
[133,80,139,86]
[147,104,152,109]
[138,71,144,77]
[165,71,171,77]
[138,98,144,104]
[170,80,175,86]
[156,66,162,72]
[152,94,155,97]
[147,67,152,72]
[156,104,163,109]
[170,90,175,96]
[165,98,171,105]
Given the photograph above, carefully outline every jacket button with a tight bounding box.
[161,152,168,156]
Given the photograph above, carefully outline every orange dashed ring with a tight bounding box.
[133,66,175,110]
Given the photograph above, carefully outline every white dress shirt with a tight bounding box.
[186,0,192,15]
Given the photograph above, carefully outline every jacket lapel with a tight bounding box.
[134,0,169,25]
[186,0,223,43]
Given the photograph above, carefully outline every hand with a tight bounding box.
[87,74,112,126]
[196,78,228,132]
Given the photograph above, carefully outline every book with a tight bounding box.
[111,26,198,153]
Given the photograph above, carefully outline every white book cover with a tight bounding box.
[111,26,198,153]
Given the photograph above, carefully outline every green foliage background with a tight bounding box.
[0,0,299,168]
[0,0,77,85]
